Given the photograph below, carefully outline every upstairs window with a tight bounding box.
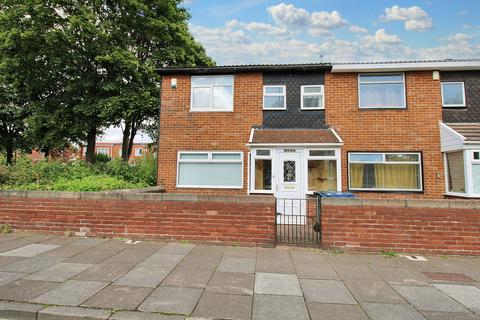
[191,75,234,111]
[301,85,324,110]
[441,82,465,107]
[263,86,286,110]
[359,74,406,109]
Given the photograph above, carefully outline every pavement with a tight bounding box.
[0,234,479,319]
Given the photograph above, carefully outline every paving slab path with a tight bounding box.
[0,234,479,320]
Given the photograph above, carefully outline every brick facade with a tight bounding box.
[322,198,480,255]
[0,192,275,246]
[324,71,445,198]
[158,73,263,194]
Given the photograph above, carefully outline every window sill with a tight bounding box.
[348,189,424,193]
[358,106,407,110]
[177,185,243,189]
[445,192,480,198]
[263,108,287,111]
[442,105,466,108]
[300,108,325,111]
[189,110,234,113]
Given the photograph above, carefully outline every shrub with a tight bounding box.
[94,153,111,163]
[50,175,146,191]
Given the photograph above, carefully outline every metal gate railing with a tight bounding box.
[275,196,321,246]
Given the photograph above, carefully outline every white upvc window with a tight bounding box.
[301,85,324,110]
[250,149,273,194]
[348,152,422,191]
[177,151,243,188]
[446,150,480,197]
[441,82,466,107]
[358,73,406,109]
[190,75,234,111]
[118,149,122,157]
[263,85,286,110]
[307,149,340,193]
[135,148,143,156]
[96,147,109,156]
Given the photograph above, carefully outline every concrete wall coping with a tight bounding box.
[322,197,480,210]
[0,190,275,205]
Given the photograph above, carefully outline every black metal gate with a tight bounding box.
[275,196,321,246]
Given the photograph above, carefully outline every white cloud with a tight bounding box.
[267,3,347,36]
[228,20,290,37]
[364,29,402,44]
[268,3,310,26]
[349,25,368,33]
[441,33,472,42]
[382,5,433,31]
[189,23,250,45]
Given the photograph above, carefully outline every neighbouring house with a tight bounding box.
[78,142,151,160]
[157,59,480,200]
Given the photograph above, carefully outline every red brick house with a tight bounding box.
[78,142,150,161]
[157,60,480,200]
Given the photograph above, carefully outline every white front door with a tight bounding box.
[275,150,305,223]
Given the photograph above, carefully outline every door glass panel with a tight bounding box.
[283,160,296,182]
[255,159,272,190]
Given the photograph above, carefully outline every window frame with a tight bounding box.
[134,148,143,157]
[307,149,341,193]
[348,152,423,192]
[301,85,325,110]
[441,81,466,108]
[263,85,287,110]
[96,147,110,156]
[250,149,274,194]
[190,75,234,112]
[358,73,406,109]
[176,151,243,189]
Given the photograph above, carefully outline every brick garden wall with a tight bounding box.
[0,191,275,246]
[322,198,480,255]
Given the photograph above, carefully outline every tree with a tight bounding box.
[0,0,213,163]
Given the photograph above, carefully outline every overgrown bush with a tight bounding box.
[0,155,157,191]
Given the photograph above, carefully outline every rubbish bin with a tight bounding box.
[312,191,356,232]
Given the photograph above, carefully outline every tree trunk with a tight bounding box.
[121,121,131,161]
[85,127,97,164]
[5,142,14,165]
[127,122,138,160]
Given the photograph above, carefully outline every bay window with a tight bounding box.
[446,151,465,193]
[349,152,422,191]
[177,151,243,188]
[191,75,234,111]
[251,149,272,193]
[446,150,480,196]
[359,73,406,109]
[308,150,338,192]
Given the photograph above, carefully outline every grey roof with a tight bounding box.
[447,123,480,142]
[333,58,480,65]
[157,63,331,75]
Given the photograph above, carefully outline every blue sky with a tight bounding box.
[183,0,480,65]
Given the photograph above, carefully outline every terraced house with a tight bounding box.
[157,59,480,201]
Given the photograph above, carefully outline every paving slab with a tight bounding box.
[110,311,184,320]
[217,257,255,273]
[294,261,340,280]
[254,272,302,296]
[434,284,480,310]
[38,306,111,320]
[0,235,54,253]
[345,279,406,304]
[363,302,427,320]
[106,249,156,264]
[206,272,254,295]
[224,246,257,258]
[24,263,93,282]
[256,248,295,274]
[0,255,23,267]
[290,251,326,263]
[0,255,64,273]
[300,279,356,304]
[73,262,134,282]
[82,285,152,310]
[161,266,213,288]
[0,271,27,287]
[156,243,194,255]
[177,253,221,270]
[393,285,469,313]
[65,249,119,264]
[192,292,252,320]
[307,302,369,320]
[138,286,203,314]
[252,294,309,320]
[41,245,90,258]
[139,253,185,269]
[0,244,60,257]
[32,280,108,306]
[357,254,402,268]
[0,279,58,301]
[70,238,107,246]
[0,233,28,242]
[421,311,480,320]
[0,301,43,320]
[333,264,382,281]
[39,236,79,246]
[375,266,431,286]
[114,266,170,288]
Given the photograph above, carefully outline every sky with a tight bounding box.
[183,0,480,65]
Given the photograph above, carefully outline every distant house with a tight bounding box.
[79,142,151,160]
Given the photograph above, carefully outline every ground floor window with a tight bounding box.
[251,149,272,192]
[308,150,337,192]
[348,152,422,191]
[446,151,465,193]
[177,151,243,188]
[96,147,109,156]
[446,150,480,196]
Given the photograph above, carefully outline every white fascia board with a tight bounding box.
[246,143,343,147]
[330,128,343,143]
[332,61,480,73]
